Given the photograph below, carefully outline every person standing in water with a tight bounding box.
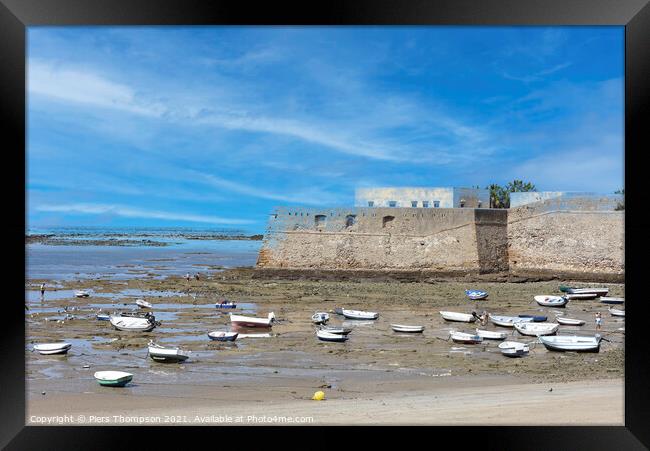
[40,283,45,299]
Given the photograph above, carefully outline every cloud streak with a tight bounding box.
[35,203,255,225]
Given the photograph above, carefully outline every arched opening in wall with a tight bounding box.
[315,215,327,228]
[345,214,356,227]
[382,215,395,228]
[460,199,466,208]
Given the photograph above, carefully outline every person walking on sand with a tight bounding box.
[185,273,190,283]
[595,312,602,331]
[194,273,200,281]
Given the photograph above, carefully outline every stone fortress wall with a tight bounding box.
[256,195,624,281]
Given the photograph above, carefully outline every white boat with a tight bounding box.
[555,316,585,326]
[312,312,330,324]
[539,335,602,352]
[565,293,598,300]
[109,315,156,332]
[514,322,559,336]
[609,307,625,317]
[449,331,482,344]
[341,309,379,320]
[489,315,533,327]
[316,330,349,342]
[600,297,624,305]
[230,312,275,328]
[96,313,110,321]
[391,324,425,333]
[475,329,507,340]
[440,311,476,323]
[236,333,272,338]
[498,341,529,357]
[147,341,189,363]
[33,342,72,355]
[534,295,569,307]
[135,299,153,309]
[74,290,90,298]
[465,289,488,300]
[320,326,352,335]
[94,371,133,387]
[207,331,239,341]
[567,287,609,296]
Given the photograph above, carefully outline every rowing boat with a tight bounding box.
[534,295,568,307]
[341,309,378,320]
[539,334,601,352]
[391,324,425,333]
[475,329,507,340]
[449,331,482,344]
[440,311,476,323]
[498,341,530,357]
[514,322,559,336]
[489,315,533,327]
[94,371,133,387]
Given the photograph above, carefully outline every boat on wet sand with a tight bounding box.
[608,307,625,317]
[465,289,488,300]
[94,371,133,387]
[565,293,598,300]
[489,315,533,327]
[135,299,153,309]
[215,301,237,309]
[534,295,568,307]
[518,314,548,322]
[391,324,425,333]
[600,297,624,305]
[312,312,330,324]
[33,342,72,355]
[567,287,609,296]
[207,331,239,342]
[230,312,276,328]
[556,316,585,326]
[147,341,189,363]
[539,335,602,352]
[475,329,507,340]
[96,313,110,321]
[109,315,156,332]
[341,309,379,320]
[498,341,530,357]
[449,331,482,344]
[316,330,349,342]
[320,326,352,335]
[74,290,90,298]
[514,322,559,336]
[440,311,476,323]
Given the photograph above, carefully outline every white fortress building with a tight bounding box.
[354,187,490,209]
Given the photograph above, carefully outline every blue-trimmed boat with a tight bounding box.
[465,289,488,300]
[215,301,237,309]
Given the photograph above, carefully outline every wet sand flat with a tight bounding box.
[26,268,625,425]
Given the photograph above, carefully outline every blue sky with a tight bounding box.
[27,26,624,233]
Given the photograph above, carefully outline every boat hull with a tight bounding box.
[539,336,601,352]
[207,332,239,341]
[34,343,72,355]
[391,324,424,333]
[97,376,133,387]
[600,297,624,305]
[440,311,476,323]
[149,353,189,363]
[341,309,378,320]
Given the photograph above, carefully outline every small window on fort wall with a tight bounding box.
[345,215,356,227]
[382,215,395,228]
[368,201,374,207]
[433,201,440,208]
[315,215,327,227]
[423,201,429,208]
[411,201,418,207]
[389,201,397,207]
[460,200,465,208]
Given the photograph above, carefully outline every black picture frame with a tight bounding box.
[2,0,648,448]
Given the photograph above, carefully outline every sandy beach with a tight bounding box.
[28,376,623,426]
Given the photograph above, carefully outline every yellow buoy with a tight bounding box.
[312,390,325,401]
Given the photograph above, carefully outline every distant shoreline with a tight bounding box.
[25,233,263,246]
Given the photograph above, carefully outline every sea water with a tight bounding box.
[26,226,262,280]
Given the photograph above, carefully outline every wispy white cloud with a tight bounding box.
[35,203,254,225]
[501,62,572,83]
[186,170,346,206]
[28,59,167,117]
